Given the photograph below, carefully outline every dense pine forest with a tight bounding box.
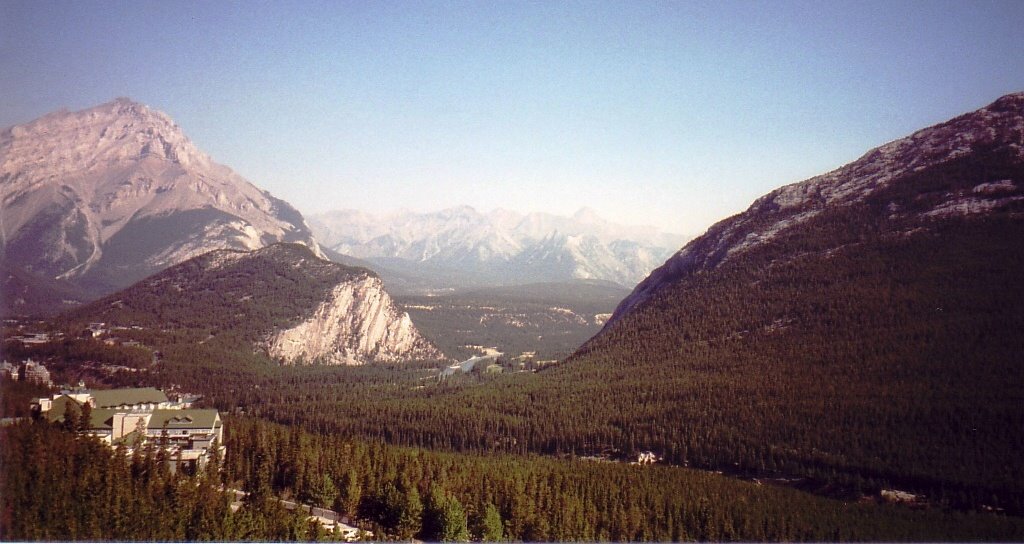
[396,280,628,360]
[5,417,1024,541]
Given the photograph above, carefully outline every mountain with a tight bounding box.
[606,93,1024,327]
[555,92,1024,505]
[0,98,323,312]
[308,206,686,291]
[64,243,443,365]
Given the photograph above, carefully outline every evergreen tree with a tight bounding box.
[309,473,339,510]
[438,494,469,542]
[63,401,81,432]
[425,486,469,542]
[396,484,423,540]
[340,468,362,518]
[79,402,92,433]
[476,503,504,542]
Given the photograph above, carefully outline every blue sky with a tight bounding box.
[2,1,1023,234]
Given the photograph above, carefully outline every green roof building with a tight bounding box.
[33,387,224,468]
[89,387,169,409]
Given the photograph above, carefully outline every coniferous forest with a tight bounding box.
[5,416,1024,541]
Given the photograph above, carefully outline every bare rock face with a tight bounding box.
[268,274,443,365]
[0,98,323,299]
[607,92,1024,327]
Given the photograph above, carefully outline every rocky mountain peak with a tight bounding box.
[2,97,207,176]
[1,99,323,309]
[571,207,603,224]
[988,91,1024,112]
[756,92,1024,216]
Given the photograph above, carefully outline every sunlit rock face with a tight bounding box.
[268,274,444,365]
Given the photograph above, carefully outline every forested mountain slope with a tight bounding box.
[566,91,1024,508]
[605,91,1024,324]
[62,243,443,365]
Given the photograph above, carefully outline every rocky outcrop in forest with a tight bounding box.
[268,275,443,365]
[67,243,443,365]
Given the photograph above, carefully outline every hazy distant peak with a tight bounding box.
[308,205,689,287]
[571,206,603,224]
[438,204,483,219]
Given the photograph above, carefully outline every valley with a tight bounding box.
[395,280,629,361]
[3,92,1024,541]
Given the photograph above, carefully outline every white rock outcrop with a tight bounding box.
[268,275,443,365]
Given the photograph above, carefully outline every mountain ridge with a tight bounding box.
[309,206,687,289]
[605,91,1024,327]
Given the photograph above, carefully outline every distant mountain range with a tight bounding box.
[309,206,687,291]
[0,98,322,314]
[1,98,686,314]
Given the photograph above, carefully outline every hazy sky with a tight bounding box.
[2,1,1023,234]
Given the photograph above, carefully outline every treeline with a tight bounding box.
[2,337,152,370]
[0,379,51,418]
[4,402,1024,541]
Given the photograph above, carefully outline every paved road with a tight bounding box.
[227,488,356,530]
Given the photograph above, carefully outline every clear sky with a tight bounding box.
[2,1,1023,235]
